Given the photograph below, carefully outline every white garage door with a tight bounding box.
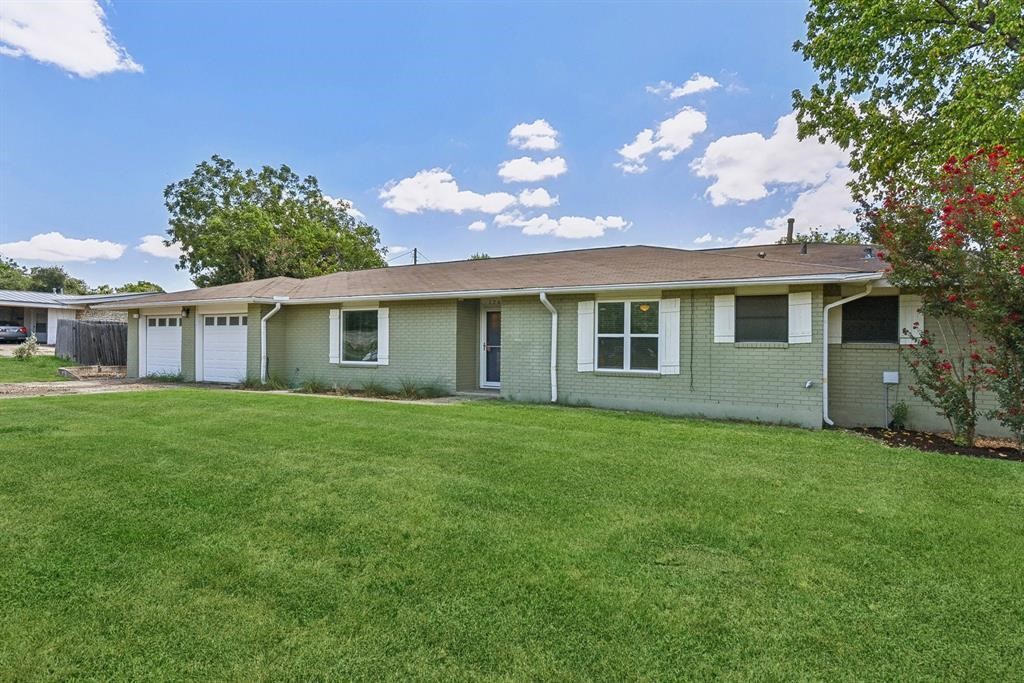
[203,314,248,383]
[146,316,182,376]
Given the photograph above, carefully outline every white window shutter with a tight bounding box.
[658,298,680,375]
[713,294,735,343]
[788,291,813,344]
[377,308,390,365]
[899,294,924,344]
[828,305,843,344]
[577,300,595,372]
[329,309,340,363]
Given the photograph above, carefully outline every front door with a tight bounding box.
[480,309,501,388]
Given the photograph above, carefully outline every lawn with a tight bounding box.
[1,390,1022,680]
[0,354,70,383]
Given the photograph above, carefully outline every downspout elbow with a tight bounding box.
[260,302,283,383]
[539,292,558,403]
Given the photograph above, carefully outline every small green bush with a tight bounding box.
[889,400,909,430]
[360,380,390,398]
[146,372,184,383]
[239,376,289,391]
[297,378,332,394]
[13,335,38,360]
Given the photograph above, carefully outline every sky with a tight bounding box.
[0,0,857,292]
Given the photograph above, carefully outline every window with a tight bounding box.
[241,316,248,326]
[343,309,378,362]
[842,296,898,343]
[596,301,659,371]
[735,295,788,343]
[149,318,157,327]
[205,317,214,326]
[229,316,239,326]
[168,318,177,327]
[158,318,167,327]
[217,316,227,326]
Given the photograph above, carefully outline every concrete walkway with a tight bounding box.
[0,379,173,399]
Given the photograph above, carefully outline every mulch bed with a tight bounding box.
[854,428,1023,463]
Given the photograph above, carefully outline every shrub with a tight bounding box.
[239,376,289,391]
[13,335,37,360]
[888,400,909,431]
[901,322,986,446]
[146,372,184,383]
[983,347,1024,454]
[360,380,390,398]
[297,378,332,394]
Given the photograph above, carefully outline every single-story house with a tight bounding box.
[0,290,144,344]
[94,244,1008,436]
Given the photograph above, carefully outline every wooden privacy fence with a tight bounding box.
[55,320,128,366]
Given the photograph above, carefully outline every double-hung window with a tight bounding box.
[596,301,659,371]
[342,309,379,363]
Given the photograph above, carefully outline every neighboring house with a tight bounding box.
[93,245,1008,437]
[0,290,145,344]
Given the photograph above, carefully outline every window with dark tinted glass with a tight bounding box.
[735,295,788,343]
[842,296,898,343]
[343,309,379,362]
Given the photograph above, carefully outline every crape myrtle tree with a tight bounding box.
[163,155,386,287]
[867,147,1024,448]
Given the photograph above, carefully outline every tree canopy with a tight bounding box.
[793,0,1023,198]
[775,227,867,245]
[164,155,386,287]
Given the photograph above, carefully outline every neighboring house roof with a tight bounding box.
[0,290,152,309]
[95,244,889,309]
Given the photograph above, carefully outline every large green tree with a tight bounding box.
[793,0,1023,198]
[164,155,386,287]
[0,257,31,290]
[26,266,88,295]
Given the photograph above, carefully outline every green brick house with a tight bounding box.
[95,244,1009,436]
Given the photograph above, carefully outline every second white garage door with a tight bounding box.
[202,314,248,383]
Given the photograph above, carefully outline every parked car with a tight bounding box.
[0,323,29,343]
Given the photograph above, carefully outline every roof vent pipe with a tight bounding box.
[786,218,795,244]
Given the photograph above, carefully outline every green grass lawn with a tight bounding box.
[0,354,70,383]
[1,390,1022,680]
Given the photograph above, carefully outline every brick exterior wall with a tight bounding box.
[455,299,480,391]
[255,300,458,393]
[827,312,1009,436]
[501,288,824,429]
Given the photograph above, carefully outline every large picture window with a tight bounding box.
[343,309,379,362]
[596,300,659,371]
[842,296,898,343]
[735,295,788,343]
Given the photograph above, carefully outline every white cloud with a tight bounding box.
[616,107,708,174]
[380,169,517,215]
[517,188,559,208]
[0,231,125,262]
[509,119,560,151]
[136,235,182,259]
[693,233,715,244]
[388,244,409,254]
[698,167,859,247]
[467,220,487,232]
[690,112,848,206]
[497,213,630,239]
[647,73,721,99]
[498,156,568,183]
[0,0,143,78]
[323,195,365,219]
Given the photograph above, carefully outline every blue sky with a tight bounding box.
[0,0,856,291]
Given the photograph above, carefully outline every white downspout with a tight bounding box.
[539,292,558,403]
[260,302,283,383]
[822,283,873,425]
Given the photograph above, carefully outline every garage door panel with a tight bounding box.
[146,317,182,376]
[202,315,247,383]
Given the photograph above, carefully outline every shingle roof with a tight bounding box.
[97,244,887,308]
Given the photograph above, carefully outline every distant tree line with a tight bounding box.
[0,257,163,295]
